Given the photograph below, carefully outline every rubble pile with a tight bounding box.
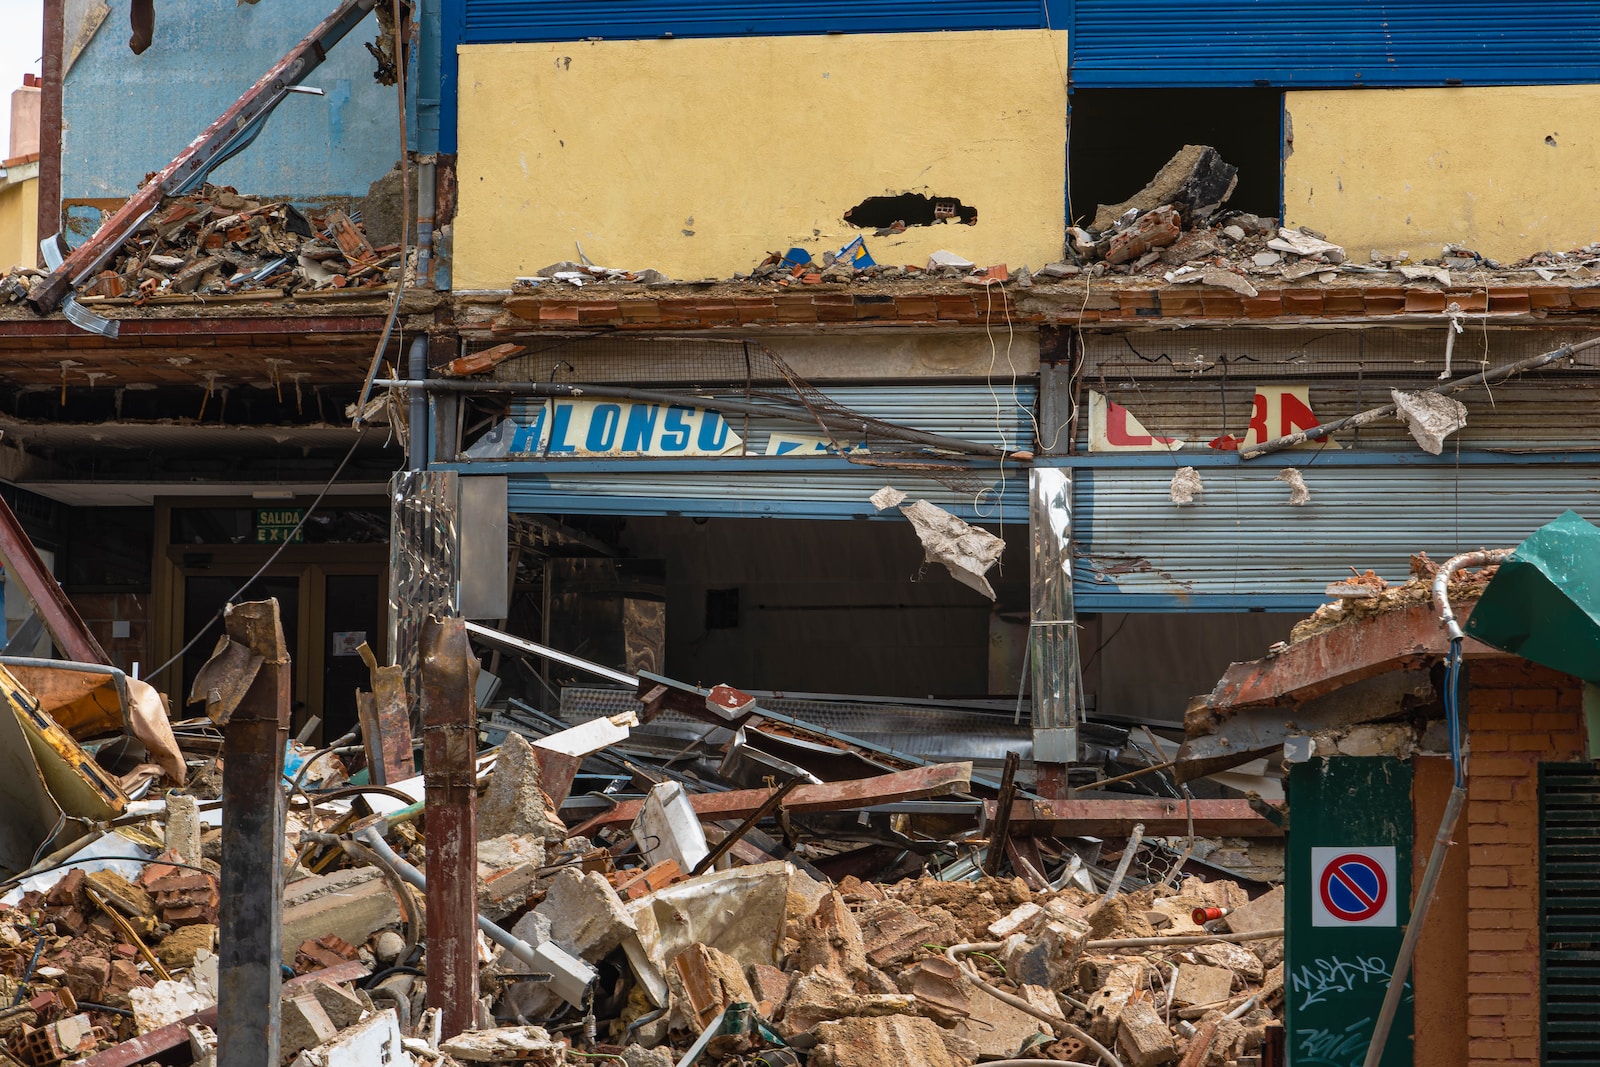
[0,184,396,306]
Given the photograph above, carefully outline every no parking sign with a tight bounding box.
[1311,846,1398,927]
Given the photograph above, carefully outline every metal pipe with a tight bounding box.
[408,336,429,470]
[465,621,638,687]
[1084,929,1284,950]
[353,827,596,1004]
[1239,335,1600,460]
[415,158,436,285]
[1096,822,1144,906]
[1431,548,1513,641]
[371,379,1008,458]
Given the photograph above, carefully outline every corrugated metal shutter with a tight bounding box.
[1072,463,1600,609]
[1541,763,1600,1064]
[1069,0,1600,88]
[508,465,1026,521]
[462,0,1050,44]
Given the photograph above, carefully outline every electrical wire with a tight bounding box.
[143,426,371,686]
[0,856,218,892]
[1445,635,1465,787]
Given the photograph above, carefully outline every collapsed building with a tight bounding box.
[2,1,1600,1065]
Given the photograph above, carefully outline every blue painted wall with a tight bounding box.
[63,0,399,202]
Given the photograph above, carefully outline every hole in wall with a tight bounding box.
[844,193,978,229]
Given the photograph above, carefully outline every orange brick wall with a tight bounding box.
[1463,660,1587,1067]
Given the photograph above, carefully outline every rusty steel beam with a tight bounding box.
[421,616,479,1039]
[1204,600,1508,714]
[0,492,108,664]
[28,0,379,315]
[1002,797,1280,838]
[569,762,974,835]
[358,644,414,785]
[212,601,292,1067]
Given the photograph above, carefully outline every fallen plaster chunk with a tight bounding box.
[1169,466,1203,506]
[130,949,218,1032]
[1267,228,1345,258]
[1391,389,1468,454]
[927,250,974,270]
[870,485,907,511]
[898,500,1005,600]
[1277,468,1311,505]
[1398,264,1452,286]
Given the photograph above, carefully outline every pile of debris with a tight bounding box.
[0,184,395,306]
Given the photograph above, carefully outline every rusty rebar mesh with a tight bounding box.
[463,335,1005,496]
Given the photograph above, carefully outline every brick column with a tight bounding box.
[1463,661,1586,1067]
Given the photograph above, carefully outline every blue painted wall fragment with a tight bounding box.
[62,0,399,204]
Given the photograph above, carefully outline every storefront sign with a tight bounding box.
[1088,387,1338,453]
[468,399,745,458]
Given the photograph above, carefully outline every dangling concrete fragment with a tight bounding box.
[1277,468,1311,506]
[898,500,1005,600]
[1169,466,1204,505]
[1391,389,1469,454]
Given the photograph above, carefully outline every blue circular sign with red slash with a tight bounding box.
[1319,852,1389,922]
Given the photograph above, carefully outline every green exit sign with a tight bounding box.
[255,508,304,544]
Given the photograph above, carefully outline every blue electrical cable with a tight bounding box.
[1444,636,1465,788]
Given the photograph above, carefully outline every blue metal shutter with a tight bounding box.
[461,0,1051,44]
[1071,462,1600,611]
[1069,0,1600,88]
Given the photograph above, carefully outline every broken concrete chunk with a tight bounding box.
[1398,264,1452,286]
[1092,145,1239,230]
[306,979,368,1030]
[778,969,918,1038]
[809,1015,960,1067]
[155,923,216,969]
[440,1025,564,1065]
[1118,999,1178,1067]
[1084,961,1145,1042]
[280,994,339,1061]
[954,983,1059,1058]
[870,486,908,511]
[288,1008,414,1067]
[280,868,402,966]
[534,868,634,961]
[478,732,566,841]
[1193,941,1265,983]
[1171,962,1234,1008]
[1277,468,1311,506]
[1391,389,1468,455]
[165,793,202,865]
[898,500,1005,600]
[476,833,547,922]
[1170,466,1203,506]
[1223,886,1284,937]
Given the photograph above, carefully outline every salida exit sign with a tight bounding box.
[255,508,304,544]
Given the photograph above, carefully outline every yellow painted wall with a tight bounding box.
[0,174,38,272]
[454,31,1068,288]
[1285,85,1600,262]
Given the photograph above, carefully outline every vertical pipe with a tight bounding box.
[1029,467,1079,798]
[415,159,436,286]
[421,615,479,1038]
[408,335,429,470]
[36,0,63,262]
[216,600,292,1067]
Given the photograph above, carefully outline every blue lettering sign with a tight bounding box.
[586,403,622,451]
[697,411,730,452]
[548,402,577,453]
[508,405,546,454]
[660,406,693,452]
[621,404,661,451]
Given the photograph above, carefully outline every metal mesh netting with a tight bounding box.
[463,335,1020,495]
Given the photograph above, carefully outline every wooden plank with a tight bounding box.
[568,762,973,834]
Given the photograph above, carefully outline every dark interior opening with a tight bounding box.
[845,193,978,229]
[1068,89,1282,228]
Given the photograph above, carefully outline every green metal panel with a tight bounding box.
[1465,510,1600,684]
[1286,757,1413,1067]
[1540,763,1600,1064]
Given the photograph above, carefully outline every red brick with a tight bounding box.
[1468,996,1511,1017]
[1534,711,1579,730]
[1467,1018,1505,1038]
[1471,732,1511,752]
[1469,824,1512,844]
[1467,1038,1512,1059]
[1467,974,1533,995]
[1511,689,1558,708]
[1487,290,1532,315]
[895,296,939,320]
[1469,689,1514,712]
[1469,779,1515,800]
[1472,757,1535,777]
[1468,867,1510,887]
